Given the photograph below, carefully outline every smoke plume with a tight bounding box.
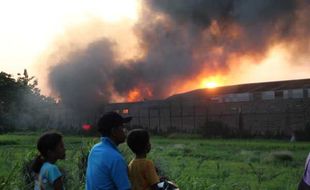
[49,39,116,111]
[48,0,310,113]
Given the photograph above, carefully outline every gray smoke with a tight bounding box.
[49,39,116,112]
[143,0,298,66]
[48,0,310,113]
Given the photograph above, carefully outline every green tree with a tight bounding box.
[0,72,18,112]
[0,70,56,133]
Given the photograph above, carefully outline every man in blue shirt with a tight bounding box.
[86,111,132,190]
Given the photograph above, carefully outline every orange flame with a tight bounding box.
[199,75,224,89]
[127,87,153,102]
[127,88,141,102]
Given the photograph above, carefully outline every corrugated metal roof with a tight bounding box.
[168,78,310,99]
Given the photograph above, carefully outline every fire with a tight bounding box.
[127,87,153,102]
[170,75,224,95]
[203,81,218,89]
[128,88,141,102]
[200,78,219,89]
[199,76,223,89]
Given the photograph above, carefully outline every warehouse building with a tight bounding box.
[103,78,310,136]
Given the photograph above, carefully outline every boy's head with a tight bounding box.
[127,129,150,155]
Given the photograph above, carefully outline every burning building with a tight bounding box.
[103,78,310,136]
[42,1,310,136]
[47,0,310,107]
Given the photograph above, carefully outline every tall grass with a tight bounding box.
[0,134,307,189]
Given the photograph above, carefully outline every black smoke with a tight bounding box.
[48,0,310,113]
[49,39,116,112]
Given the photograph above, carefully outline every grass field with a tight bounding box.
[0,133,308,190]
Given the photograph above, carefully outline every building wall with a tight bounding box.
[103,88,310,135]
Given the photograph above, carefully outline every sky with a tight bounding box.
[1,0,310,103]
[0,0,140,92]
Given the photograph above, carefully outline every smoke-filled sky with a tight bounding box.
[1,0,310,111]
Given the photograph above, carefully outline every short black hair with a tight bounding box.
[37,131,63,157]
[32,131,63,173]
[97,111,132,136]
[127,129,150,155]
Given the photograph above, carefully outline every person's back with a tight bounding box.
[86,137,130,189]
[127,129,159,190]
[128,158,159,190]
[85,111,132,190]
[38,162,63,190]
[32,131,66,190]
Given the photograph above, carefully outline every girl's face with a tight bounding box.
[55,139,66,160]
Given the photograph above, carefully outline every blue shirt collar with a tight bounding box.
[100,137,119,152]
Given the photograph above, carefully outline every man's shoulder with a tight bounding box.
[90,143,122,158]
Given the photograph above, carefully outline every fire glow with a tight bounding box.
[203,81,218,89]
[44,0,310,108]
[197,75,223,89]
[127,89,141,102]
[127,87,153,102]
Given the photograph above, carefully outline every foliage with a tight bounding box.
[0,70,56,133]
[0,134,306,189]
[20,151,37,189]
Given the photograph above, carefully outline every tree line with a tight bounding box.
[0,70,56,133]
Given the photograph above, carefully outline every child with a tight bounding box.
[126,129,160,190]
[32,131,66,190]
